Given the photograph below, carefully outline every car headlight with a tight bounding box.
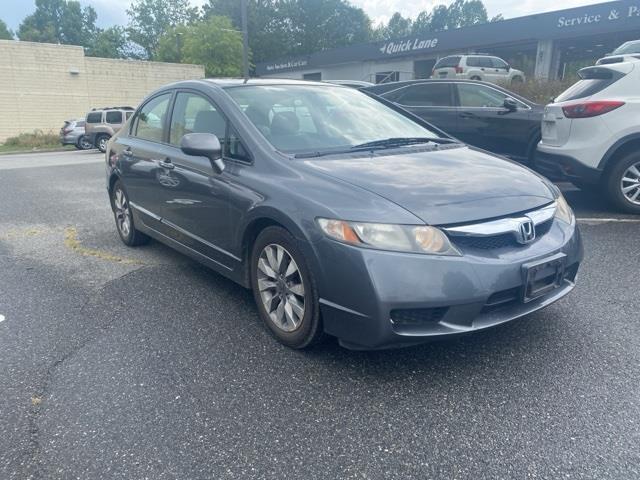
[554,194,575,225]
[317,218,461,256]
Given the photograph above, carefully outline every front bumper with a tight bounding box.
[534,149,602,185]
[313,218,583,350]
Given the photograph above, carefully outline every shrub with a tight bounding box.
[3,130,59,148]
[506,78,576,104]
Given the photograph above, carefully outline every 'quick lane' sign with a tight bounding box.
[379,37,439,55]
[558,4,640,27]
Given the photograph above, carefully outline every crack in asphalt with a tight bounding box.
[24,266,149,479]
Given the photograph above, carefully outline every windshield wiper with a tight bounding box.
[350,137,457,150]
[293,137,460,159]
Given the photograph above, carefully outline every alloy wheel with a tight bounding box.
[113,188,131,237]
[620,161,640,205]
[79,136,93,150]
[257,244,306,332]
[98,137,108,151]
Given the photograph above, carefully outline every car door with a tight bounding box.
[116,92,174,230]
[382,83,458,136]
[105,110,123,134]
[160,90,238,268]
[453,82,533,160]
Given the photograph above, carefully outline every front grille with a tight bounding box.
[452,219,553,250]
[390,307,448,326]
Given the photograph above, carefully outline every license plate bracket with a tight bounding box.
[521,253,566,303]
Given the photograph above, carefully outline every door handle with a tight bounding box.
[122,148,133,157]
[155,158,175,170]
[459,112,476,119]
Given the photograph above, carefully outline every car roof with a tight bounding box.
[201,78,329,88]
[363,79,537,105]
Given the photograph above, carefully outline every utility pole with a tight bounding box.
[241,0,249,81]
[176,32,183,63]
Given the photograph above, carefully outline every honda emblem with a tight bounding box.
[517,219,536,244]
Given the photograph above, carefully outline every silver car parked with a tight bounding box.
[60,119,93,150]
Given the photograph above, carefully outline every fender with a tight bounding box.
[236,205,325,289]
[598,133,640,170]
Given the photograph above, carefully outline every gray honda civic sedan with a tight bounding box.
[105,79,582,350]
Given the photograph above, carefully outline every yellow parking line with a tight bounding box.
[64,227,144,265]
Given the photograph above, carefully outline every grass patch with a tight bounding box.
[0,130,73,154]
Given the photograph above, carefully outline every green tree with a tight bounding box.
[156,16,243,76]
[204,0,373,63]
[445,0,488,29]
[382,12,412,39]
[429,5,450,32]
[0,19,13,40]
[127,0,200,59]
[491,13,505,22]
[18,0,97,46]
[411,11,432,35]
[86,26,129,59]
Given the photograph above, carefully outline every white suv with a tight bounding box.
[431,55,525,85]
[536,61,640,213]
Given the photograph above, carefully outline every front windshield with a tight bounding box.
[224,84,441,154]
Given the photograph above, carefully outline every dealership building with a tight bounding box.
[256,0,640,83]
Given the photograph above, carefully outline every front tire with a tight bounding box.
[470,75,482,81]
[250,226,324,349]
[111,181,150,246]
[605,151,640,214]
[96,134,110,153]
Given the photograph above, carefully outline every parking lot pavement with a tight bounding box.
[0,150,638,479]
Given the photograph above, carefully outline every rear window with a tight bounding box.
[435,56,461,68]
[612,41,640,55]
[86,112,102,123]
[555,67,624,102]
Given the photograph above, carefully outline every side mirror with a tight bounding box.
[180,133,225,174]
[503,97,518,111]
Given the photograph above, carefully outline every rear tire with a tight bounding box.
[76,135,94,150]
[96,134,110,153]
[111,181,150,246]
[605,151,640,214]
[511,76,524,84]
[250,226,325,349]
[470,75,481,81]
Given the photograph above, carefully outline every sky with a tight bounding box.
[2,0,605,31]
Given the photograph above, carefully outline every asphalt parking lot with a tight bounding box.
[1,150,639,480]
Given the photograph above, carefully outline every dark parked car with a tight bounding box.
[364,79,543,163]
[106,79,581,350]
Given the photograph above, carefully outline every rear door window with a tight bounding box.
[385,83,454,107]
[555,68,624,102]
[169,92,227,146]
[86,112,102,123]
[105,111,123,124]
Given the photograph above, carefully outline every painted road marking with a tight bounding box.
[0,314,5,323]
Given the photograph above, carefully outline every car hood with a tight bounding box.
[302,146,555,225]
